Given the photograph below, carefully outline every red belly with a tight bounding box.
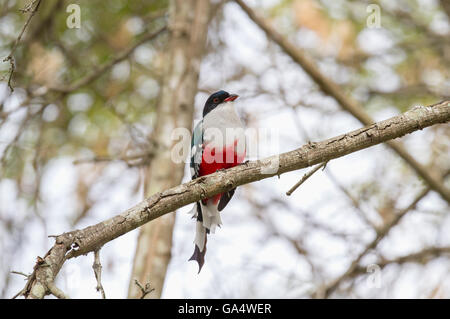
[199,140,245,205]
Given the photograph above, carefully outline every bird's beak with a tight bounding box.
[224,94,239,102]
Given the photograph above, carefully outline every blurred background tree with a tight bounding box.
[0,0,449,298]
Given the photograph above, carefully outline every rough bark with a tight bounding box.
[127,0,211,299]
[20,100,449,299]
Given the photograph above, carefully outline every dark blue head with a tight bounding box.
[203,90,238,117]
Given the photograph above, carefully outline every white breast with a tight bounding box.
[202,102,246,152]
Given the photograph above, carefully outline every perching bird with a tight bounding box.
[188,90,246,272]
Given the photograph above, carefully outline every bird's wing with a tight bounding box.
[217,188,236,211]
[190,120,203,179]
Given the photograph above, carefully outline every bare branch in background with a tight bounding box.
[352,246,450,275]
[47,281,69,299]
[15,100,449,298]
[324,170,375,228]
[0,0,447,300]
[49,25,168,94]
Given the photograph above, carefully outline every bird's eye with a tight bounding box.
[213,98,219,103]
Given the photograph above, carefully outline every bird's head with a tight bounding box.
[203,90,238,117]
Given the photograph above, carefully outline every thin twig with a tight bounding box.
[92,249,106,299]
[49,25,167,93]
[286,161,328,196]
[47,281,69,299]
[134,279,154,299]
[10,271,30,278]
[2,0,42,91]
[325,169,375,228]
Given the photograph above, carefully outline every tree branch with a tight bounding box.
[286,161,328,195]
[92,249,106,299]
[234,0,450,204]
[134,280,154,299]
[49,25,167,94]
[17,100,449,298]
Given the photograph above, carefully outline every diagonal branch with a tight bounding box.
[286,161,328,196]
[17,100,449,298]
[49,25,167,94]
[234,0,450,204]
[92,249,106,299]
[134,280,154,299]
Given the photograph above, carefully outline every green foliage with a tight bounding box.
[0,0,168,191]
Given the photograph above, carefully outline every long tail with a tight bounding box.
[188,201,222,273]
